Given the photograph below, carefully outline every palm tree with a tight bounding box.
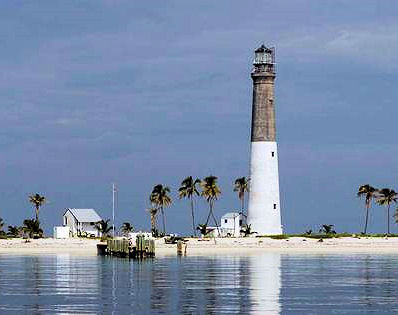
[357,184,377,234]
[196,224,208,237]
[240,224,255,237]
[29,193,46,221]
[8,225,21,238]
[0,218,4,237]
[120,222,134,236]
[376,188,398,235]
[179,176,201,236]
[150,184,172,235]
[234,177,250,217]
[201,175,221,235]
[319,224,336,235]
[23,219,43,238]
[95,219,113,237]
[147,207,159,236]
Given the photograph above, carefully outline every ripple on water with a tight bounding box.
[0,253,398,313]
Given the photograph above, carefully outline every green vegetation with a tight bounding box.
[196,224,208,237]
[28,193,46,222]
[150,184,172,235]
[179,176,201,236]
[357,184,376,234]
[95,219,112,239]
[319,224,336,235]
[5,179,398,241]
[147,207,160,237]
[7,225,22,238]
[0,218,6,238]
[376,188,398,235]
[240,224,255,237]
[233,177,249,218]
[23,219,43,239]
[201,175,221,235]
[120,222,134,236]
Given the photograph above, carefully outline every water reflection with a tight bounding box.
[2,253,398,313]
[250,253,281,314]
[0,254,281,314]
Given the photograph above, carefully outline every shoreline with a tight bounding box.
[1,237,398,256]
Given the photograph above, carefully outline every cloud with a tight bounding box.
[278,24,398,70]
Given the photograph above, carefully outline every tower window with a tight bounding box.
[271,152,275,157]
[224,219,228,223]
[273,204,277,209]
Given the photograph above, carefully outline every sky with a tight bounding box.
[1,1,398,235]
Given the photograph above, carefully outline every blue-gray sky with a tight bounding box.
[1,1,398,234]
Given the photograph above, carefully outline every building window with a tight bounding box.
[224,219,228,223]
[64,217,67,225]
[273,203,277,209]
[239,220,242,226]
[271,152,275,157]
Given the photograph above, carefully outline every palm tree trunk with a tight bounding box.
[151,213,156,233]
[205,200,212,225]
[364,203,369,234]
[35,206,39,222]
[241,195,244,216]
[190,197,196,236]
[211,212,221,237]
[161,207,166,235]
[388,204,390,235]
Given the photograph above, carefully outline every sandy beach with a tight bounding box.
[2,237,398,256]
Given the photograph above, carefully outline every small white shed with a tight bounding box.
[54,226,70,239]
[221,212,244,237]
[63,208,102,237]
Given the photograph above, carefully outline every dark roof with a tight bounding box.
[255,44,272,53]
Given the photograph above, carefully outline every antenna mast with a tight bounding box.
[112,183,116,237]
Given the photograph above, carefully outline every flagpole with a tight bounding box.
[112,183,116,238]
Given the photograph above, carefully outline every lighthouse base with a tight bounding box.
[247,141,282,235]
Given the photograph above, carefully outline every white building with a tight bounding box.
[53,226,70,239]
[202,212,244,238]
[220,212,244,237]
[63,208,102,237]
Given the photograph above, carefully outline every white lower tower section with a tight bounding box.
[247,141,282,235]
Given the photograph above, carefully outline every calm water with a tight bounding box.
[1,253,398,314]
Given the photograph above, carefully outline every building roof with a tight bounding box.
[64,208,102,223]
[255,44,272,53]
[221,212,241,219]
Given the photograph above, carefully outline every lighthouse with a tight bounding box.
[247,45,283,235]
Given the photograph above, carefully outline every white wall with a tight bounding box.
[221,215,243,237]
[53,226,70,239]
[63,211,77,236]
[247,141,282,235]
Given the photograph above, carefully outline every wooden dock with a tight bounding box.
[97,235,155,258]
